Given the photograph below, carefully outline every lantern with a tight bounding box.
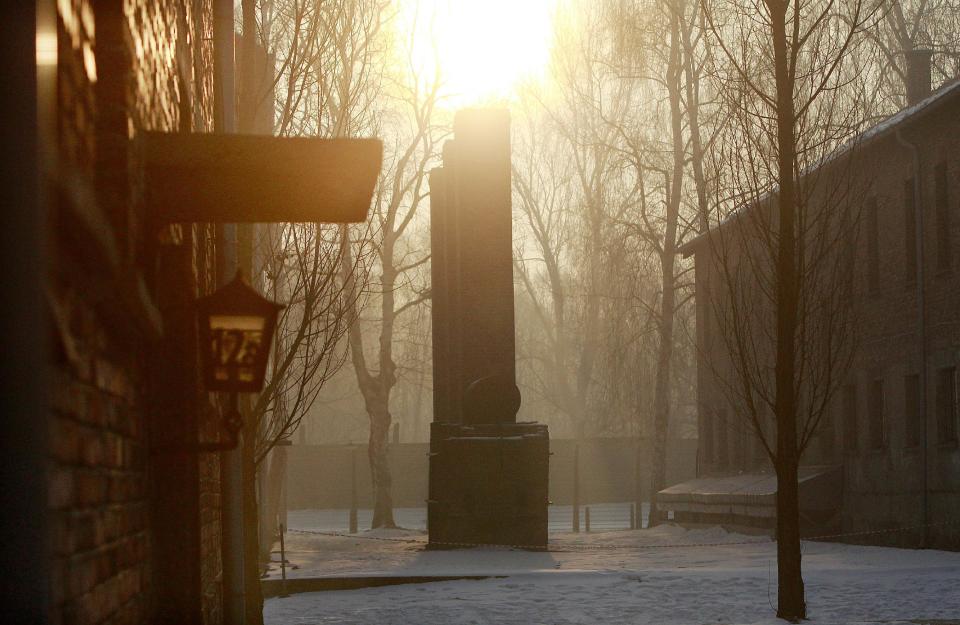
[197,271,284,393]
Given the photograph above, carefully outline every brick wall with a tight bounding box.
[50,1,222,623]
[836,100,960,549]
[692,90,960,549]
[49,327,150,623]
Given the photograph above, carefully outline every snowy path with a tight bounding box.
[263,525,960,624]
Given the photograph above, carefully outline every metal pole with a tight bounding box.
[280,445,288,531]
[221,391,245,625]
[630,502,636,530]
[278,522,288,598]
[572,444,580,533]
[635,437,643,531]
[350,446,359,534]
[585,506,591,533]
[213,1,244,621]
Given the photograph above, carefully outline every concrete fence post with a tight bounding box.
[349,446,358,534]
[635,437,643,533]
[573,444,580,533]
[279,521,289,598]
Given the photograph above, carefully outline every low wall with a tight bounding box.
[285,437,698,510]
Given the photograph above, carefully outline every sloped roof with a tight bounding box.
[678,79,960,256]
[657,466,842,517]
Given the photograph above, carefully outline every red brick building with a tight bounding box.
[47,1,227,623]
[4,1,230,623]
[3,3,378,622]
[673,66,960,549]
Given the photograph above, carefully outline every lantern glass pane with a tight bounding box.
[207,314,269,384]
[209,315,266,331]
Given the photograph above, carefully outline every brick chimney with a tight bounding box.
[906,49,934,106]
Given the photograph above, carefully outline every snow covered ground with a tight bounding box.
[264,523,960,624]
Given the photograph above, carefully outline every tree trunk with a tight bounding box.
[678,0,710,234]
[241,420,264,625]
[367,396,396,528]
[648,242,678,527]
[775,449,804,620]
[341,231,399,530]
[238,6,265,620]
[648,4,684,528]
[647,266,676,526]
[769,0,806,618]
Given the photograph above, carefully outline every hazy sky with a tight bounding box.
[400,0,560,106]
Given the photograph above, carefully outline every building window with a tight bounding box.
[818,409,836,460]
[936,366,958,444]
[904,373,921,448]
[868,378,885,449]
[935,162,951,273]
[904,178,917,283]
[867,197,880,293]
[842,203,856,295]
[843,383,858,453]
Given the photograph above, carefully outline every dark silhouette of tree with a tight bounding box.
[702,0,873,618]
[339,63,444,529]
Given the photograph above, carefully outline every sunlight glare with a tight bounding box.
[403,0,557,106]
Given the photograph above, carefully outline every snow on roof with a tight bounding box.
[679,78,960,256]
[658,466,835,501]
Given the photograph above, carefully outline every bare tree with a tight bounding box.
[228,3,390,620]
[701,0,873,617]
[252,224,369,457]
[244,0,390,464]
[512,6,706,527]
[253,0,445,532]
[232,0,389,460]
[861,0,960,112]
[265,0,389,138]
[636,0,689,528]
[513,5,644,441]
[598,0,714,525]
[339,57,444,528]
[512,100,579,436]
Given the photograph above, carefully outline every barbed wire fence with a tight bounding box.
[278,519,960,554]
[278,444,957,556]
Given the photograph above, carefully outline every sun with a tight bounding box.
[402,0,558,107]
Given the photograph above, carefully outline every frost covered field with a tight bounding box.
[264,523,960,625]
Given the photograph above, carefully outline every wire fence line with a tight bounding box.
[285,502,650,535]
[284,528,768,552]
[280,517,960,554]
